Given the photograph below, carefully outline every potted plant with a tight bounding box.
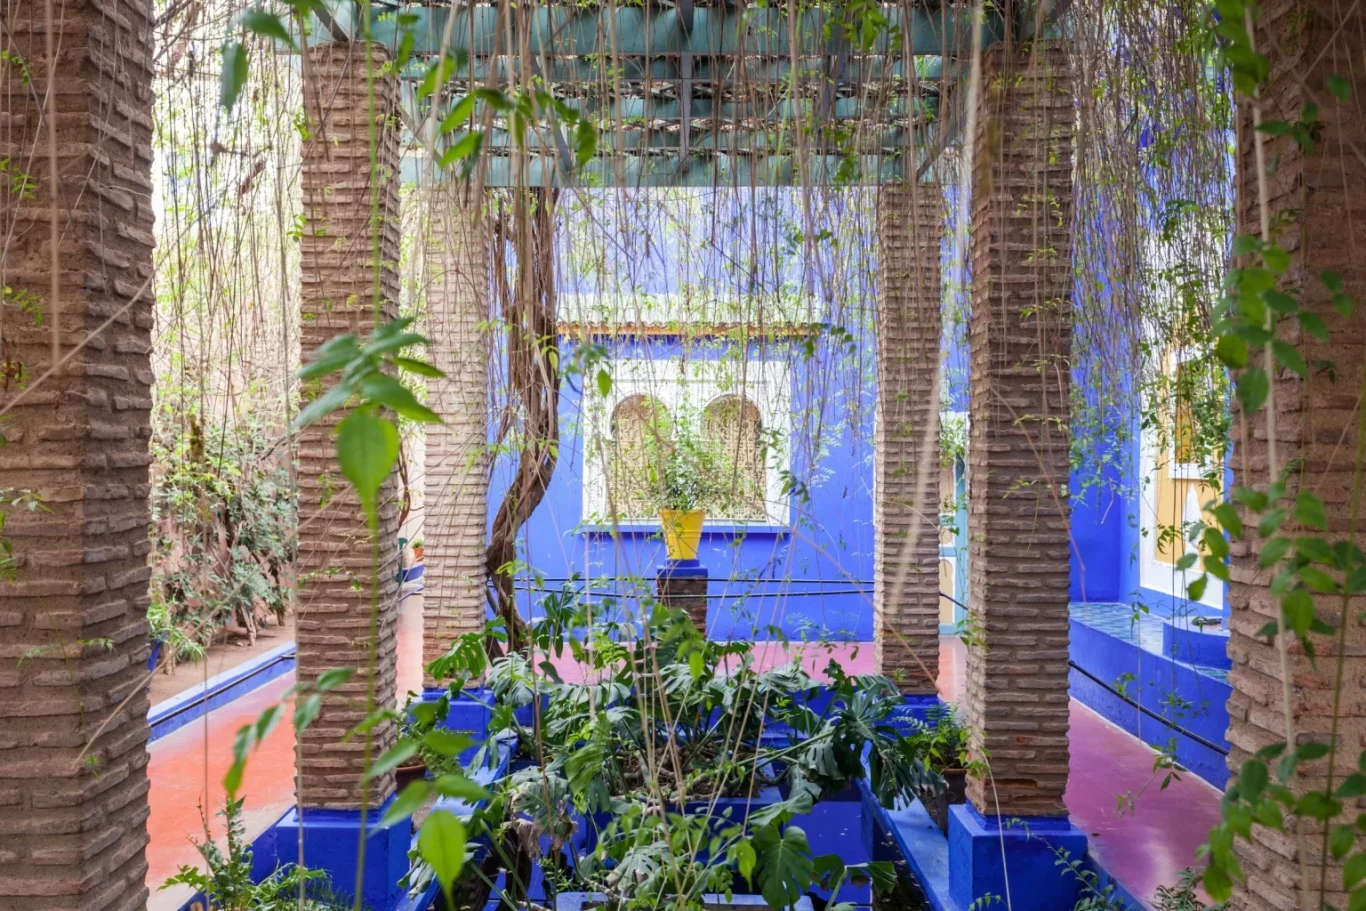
[465,588,932,910]
[650,427,725,562]
[410,535,424,562]
[909,704,971,834]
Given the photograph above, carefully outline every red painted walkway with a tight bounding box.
[145,598,1220,909]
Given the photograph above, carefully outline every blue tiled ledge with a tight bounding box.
[149,641,296,742]
[1069,602,1231,787]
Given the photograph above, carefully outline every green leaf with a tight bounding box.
[574,119,598,166]
[239,9,297,48]
[596,368,612,398]
[293,382,352,431]
[1299,742,1332,762]
[1203,863,1233,901]
[224,723,255,795]
[1240,759,1268,800]
[439,132,483,168]
[1231,235,1261,257]
[1336,292,1355,317]
[1215,334,1249,369]
[394,356,444,378]
[417,810,468,902]
[1211,501,1244,538]
[1300,566,1338,593]
[360,375,441,423]
[438,94,478,134]
[1259,509,1289,538]
[1271,339,1307,376]
[1338,775,1366,800]
[1324,270,1345,293]
[1300,311,1330,343]
[1297,790,1343,821]
[1256,741,1288,762]
[316,667,355,691]
[1328,74,1352,100]
[378,780,430,829]
[1239,366,1270,413]
[423,730,474,757]
[432,773,489,802]
[221,42,249,112]
[754,824,814,910]
[336,410,399,517]
[1203,526,1230,560]
[1295,492,1328,530]
[294,693,322,732]
[1346,851,1366,890]
[365,741,419,782]
[734,838,757,887]
[1263,246,1290,274]
[254,704,282,743]
[1283,589,1315,636]
[1187,575,1208,602]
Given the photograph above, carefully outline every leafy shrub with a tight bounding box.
[161,797,340,910]
[149,410,295,668]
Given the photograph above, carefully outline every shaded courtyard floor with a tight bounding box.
[146,594,1222,909]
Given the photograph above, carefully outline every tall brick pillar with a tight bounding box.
[0,1,156,907]
[874,183,943,696]
[421,185,488,685]
[287,43,409,909]
[1226,5,1366,909]
[963,45,1076,819]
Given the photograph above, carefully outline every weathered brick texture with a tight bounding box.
[657,569,709,634]
[421,186,488,682]
[964,45,1075,817]
[0,0,156,906]
[297,42,403,809]
[1226,4,1366,908]
[874,184,943,694]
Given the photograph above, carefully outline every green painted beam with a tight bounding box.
[365,4,1002,58]
[388,53,945,85]
[401,149,933,186]
[464,125,912,152]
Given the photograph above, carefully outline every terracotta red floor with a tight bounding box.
[146,598,1220,909]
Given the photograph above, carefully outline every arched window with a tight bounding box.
[701,394,766,520]
[608,395,671,521]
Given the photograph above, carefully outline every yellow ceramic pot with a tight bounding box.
[660,509,705,561]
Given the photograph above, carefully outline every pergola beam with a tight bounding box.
[363,4,1003,58]
[400,149,927,186]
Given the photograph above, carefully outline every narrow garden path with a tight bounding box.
[145,597,1221,910]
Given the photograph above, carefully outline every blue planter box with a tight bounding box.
[556,893,815,911]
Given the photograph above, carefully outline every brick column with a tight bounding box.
[963,45,1076,818]
[0,0,156,906]
[657,565,709,633]
[421,186,488,683]
[1226,4,1366,909]
[295,42,403,810]
[874,183,943,695]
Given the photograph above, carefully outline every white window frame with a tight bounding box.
[583,357,791,527]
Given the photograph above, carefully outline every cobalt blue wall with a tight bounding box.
[506,333,880,641]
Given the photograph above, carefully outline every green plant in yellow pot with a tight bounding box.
[650,427,726,562]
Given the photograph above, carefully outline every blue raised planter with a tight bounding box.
[556,893,815,911]
[1162,614,1231,670]
[1069,610,1231,787]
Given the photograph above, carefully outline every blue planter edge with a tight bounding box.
[149,641,297,743]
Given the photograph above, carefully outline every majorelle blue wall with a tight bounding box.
[503,333,880,642]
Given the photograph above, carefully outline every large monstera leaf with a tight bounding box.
[753,823,814,910]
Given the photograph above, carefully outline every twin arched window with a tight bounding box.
[606,392,766,522]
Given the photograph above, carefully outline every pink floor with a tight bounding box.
[146,596,1221,908]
